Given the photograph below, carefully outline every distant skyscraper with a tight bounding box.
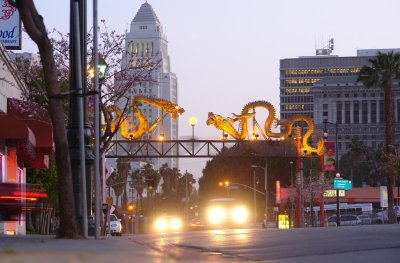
[121,2,179,170]
[279,48,400,158]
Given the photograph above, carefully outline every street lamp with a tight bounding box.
[251,163,268,227]
[188,116,198,138]
[189,116,198,155]
[89,53,108,239]
[323,120,340,227]
[253,168,257,225]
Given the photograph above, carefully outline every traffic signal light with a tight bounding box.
[128,203,134,212]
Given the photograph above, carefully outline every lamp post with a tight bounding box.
[323,120,340,227]
[188,116,198,155]
[289,160,294,227]
[185,170,189,224]
[68,0,92,238]
[253,169,257,226]
[89,53,107,239]
[251,162,268,227]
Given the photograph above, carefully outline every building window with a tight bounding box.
[354,101,359,124]
[379,100,385,123]
[337,102,342,124]
[362,100,368,123]
[345,101,350,124]
[139,25,148,30]
[371,101,377,124]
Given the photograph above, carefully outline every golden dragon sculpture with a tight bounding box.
[206,100,324,155]
[106,96,185,140]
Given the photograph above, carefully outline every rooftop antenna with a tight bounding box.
[316,38,334,56]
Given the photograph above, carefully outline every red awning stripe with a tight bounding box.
[7,98,53,154]
[0,114,36,146]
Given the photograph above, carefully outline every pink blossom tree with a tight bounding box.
[11,0,160,238]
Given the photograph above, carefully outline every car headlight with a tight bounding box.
[155,218,168,231]
[170,218,182,230]
[232,206,248,224]
[208,207,225,224]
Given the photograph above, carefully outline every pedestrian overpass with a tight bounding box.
[105,139,298,159]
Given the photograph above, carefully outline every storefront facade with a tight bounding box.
[0,43,52,235]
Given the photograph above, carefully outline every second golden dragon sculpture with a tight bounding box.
[206,100,324,155]
[106,96,185,140]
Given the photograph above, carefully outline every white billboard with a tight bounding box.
[380,186,388,208]
[0,0,21,50]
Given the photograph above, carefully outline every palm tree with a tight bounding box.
[159,164,180,197]
[108,171,125,208]
[357,51,400,223]
[116,159,131,210]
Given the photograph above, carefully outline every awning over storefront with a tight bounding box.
[0,114,36,145]
[0,98,53,168]
[7,98,53,154]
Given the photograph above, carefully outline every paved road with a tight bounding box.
[131,224,400,262]
[1,224,400,262]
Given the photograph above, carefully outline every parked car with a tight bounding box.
[328,215,361,226]
[374,206,400,223]
[108,214,122,236]
[357,214,372,225]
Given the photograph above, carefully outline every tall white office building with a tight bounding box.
[120,2,179,170]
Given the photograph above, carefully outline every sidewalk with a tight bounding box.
[0,234,173,263]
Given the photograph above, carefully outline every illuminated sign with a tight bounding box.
[278,214,289,229]
[334,179,352,190]
[276,180,281,204]
[323,189,345,197]
[0,0,21,50]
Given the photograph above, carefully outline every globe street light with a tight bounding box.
[188,116,198,155]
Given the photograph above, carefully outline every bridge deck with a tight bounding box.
[105,139,298,158]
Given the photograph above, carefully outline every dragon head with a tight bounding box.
[206,112,217,126]
[171,106,185,120]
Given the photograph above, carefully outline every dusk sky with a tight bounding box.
[22,0,400,179]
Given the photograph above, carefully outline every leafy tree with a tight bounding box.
[12,22,161,155]
[339,138,369,186]
[358,51,400,223]
[10,2,160,237]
